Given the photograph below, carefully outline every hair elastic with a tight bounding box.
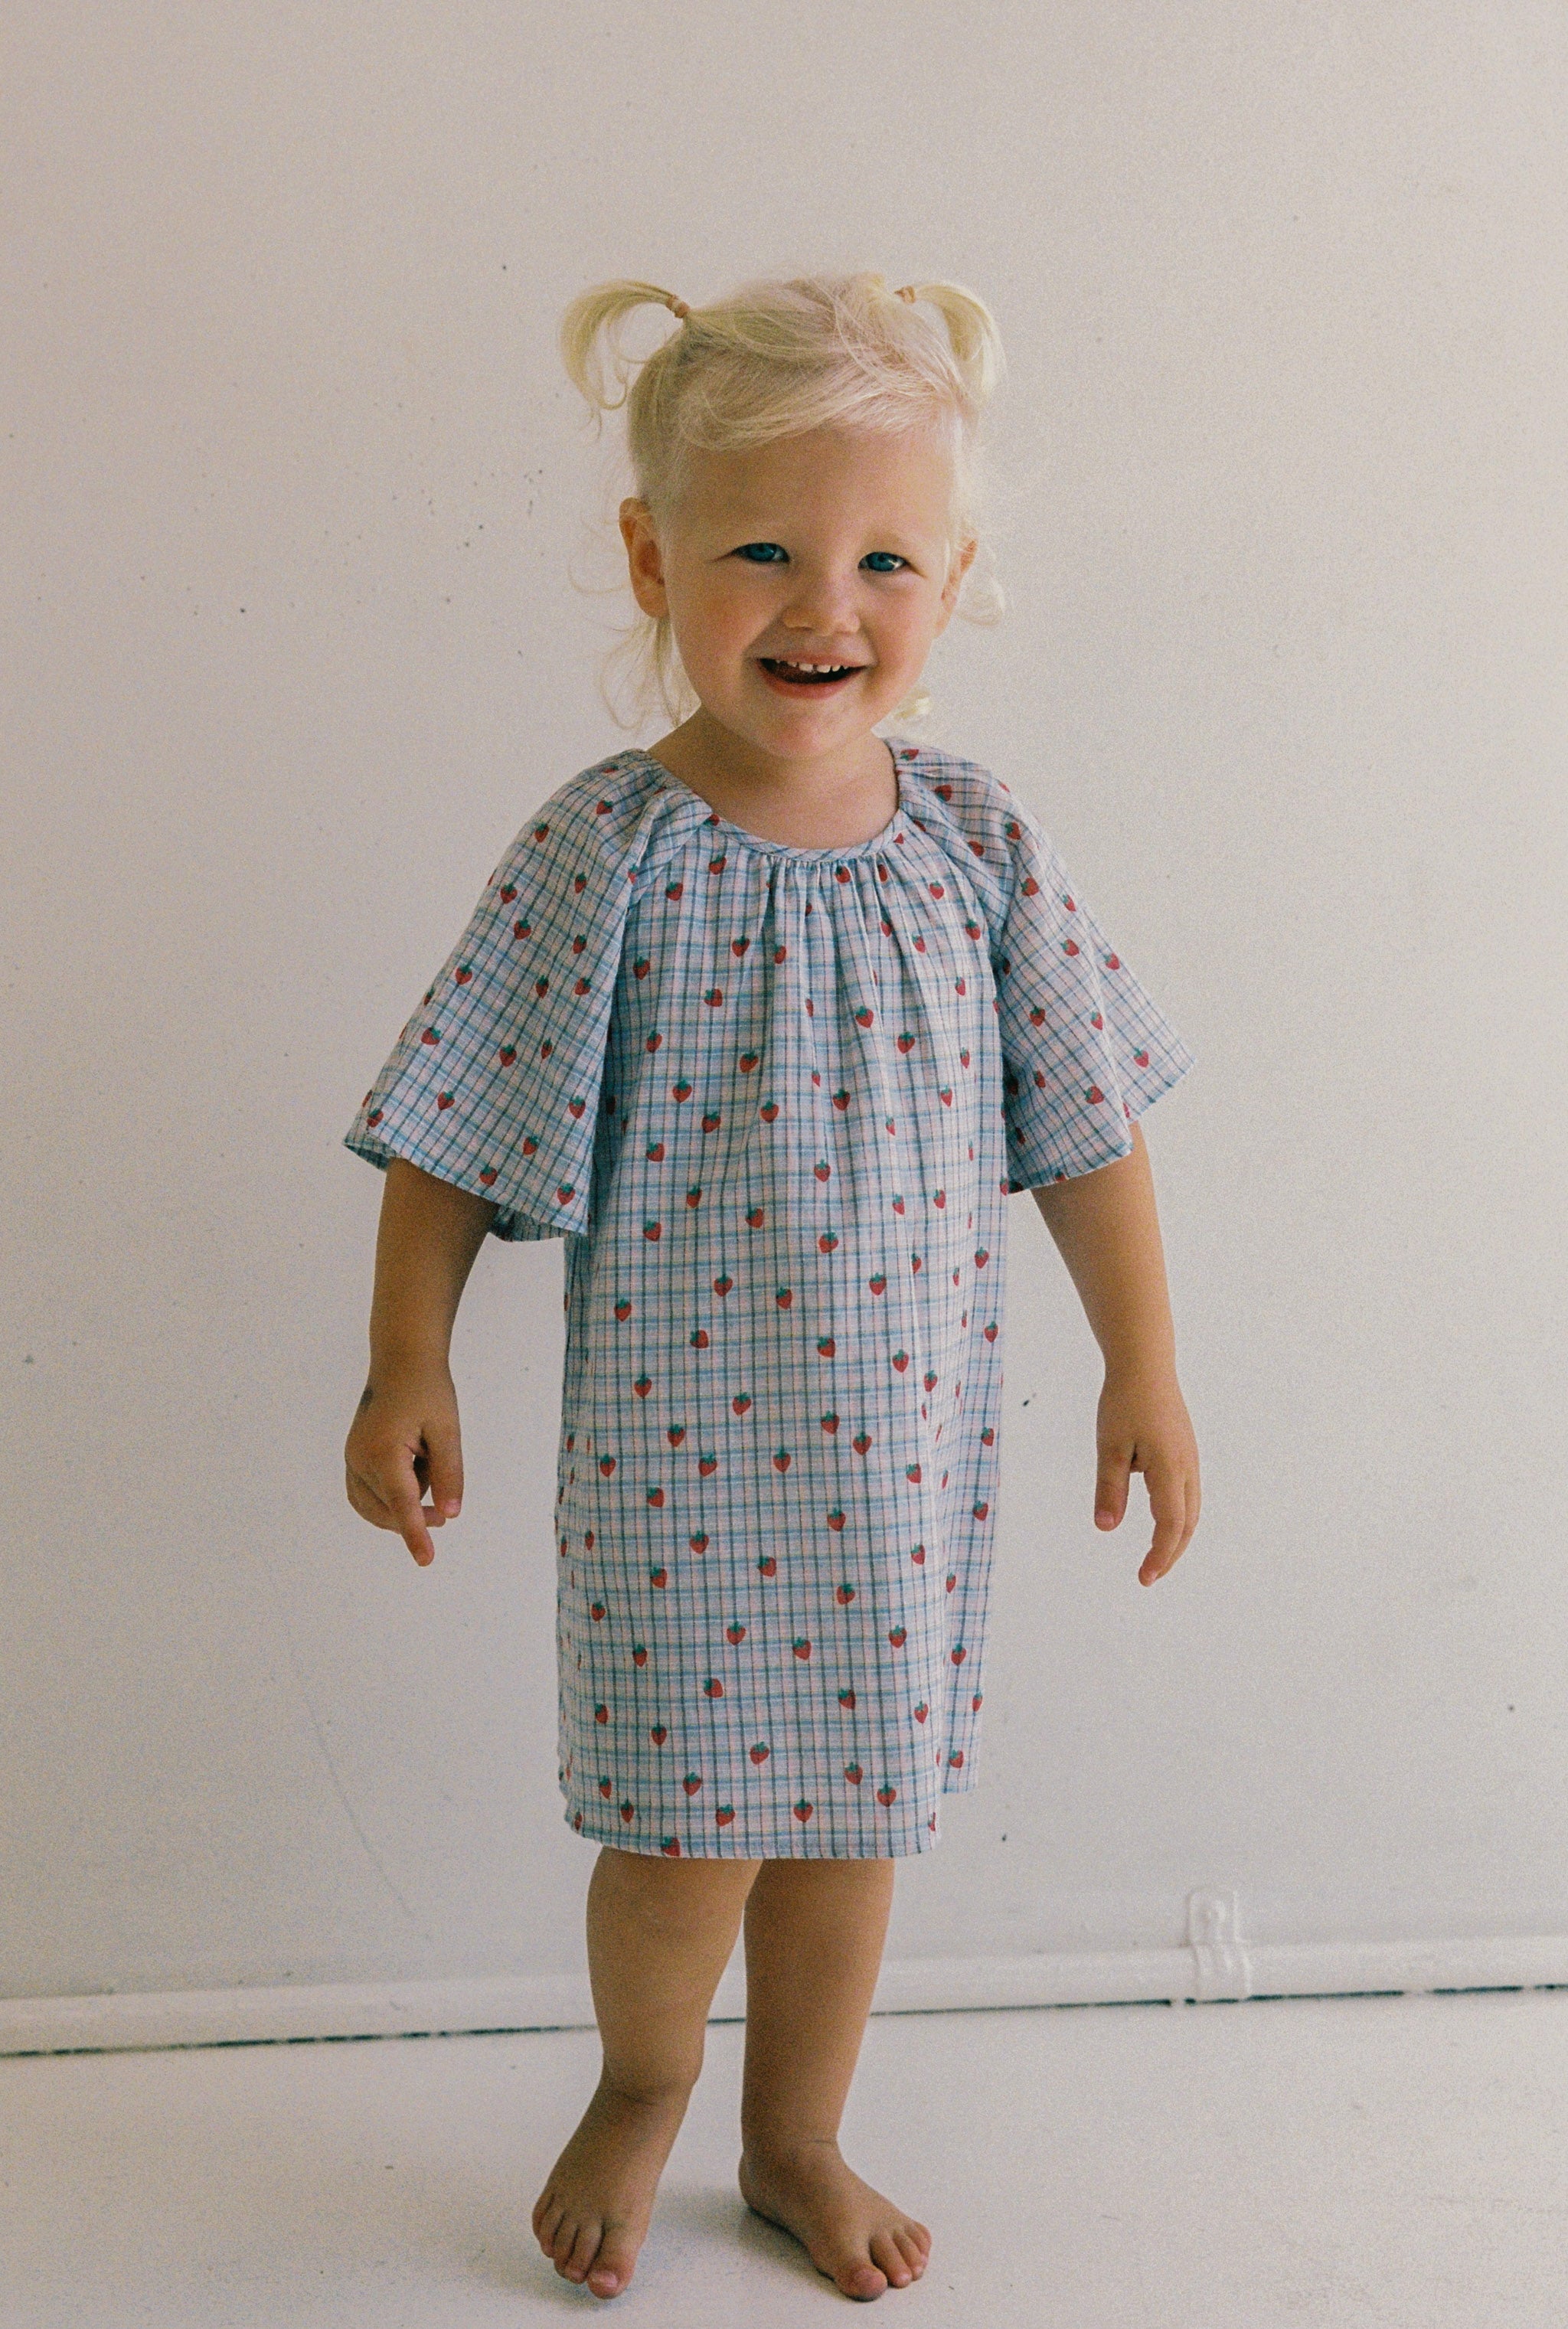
[895,285,918,302]
[663,292,691,319]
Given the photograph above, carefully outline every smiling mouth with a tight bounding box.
[758,657,866,685]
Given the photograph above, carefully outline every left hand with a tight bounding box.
[1093,1366,1200,1586]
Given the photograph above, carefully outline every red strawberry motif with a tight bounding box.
[793,1799,814,1821]
[726,1622,746,1645]
[756,1554,777,1576]
[1134,1048,1149,1067]
[948,1749,965,1769]
[838,1685,857,1707]
[870,1273,888,1295]
[814,1160,831,1181]
[634,1376,652,1398]
[854,1007,873,1027]
[984,1320,998,1341]
[620,1801,635,1823]
[701,1112,720,1132]
[888,1625,907,1649]
[910,1543,926,1565]
[891,1351,909,1373]
[598,1455,616,1476]
[666,881,683,900]
[844,1762,864,1784]
[498,1046,517,1066]
[686,1187,702,1209]
[690,1531,709,1553]
[703,1677,723,1698]
[713,1273,733,1297]
[818,1232,838,1254]
[891,1196,905,1216]
[835,1584,857,1605]
[666,1426,686,1447]
[818,1335,836,1357]
[896,1032,915,1053]
[832,1089,851,1111]
[715,1805,736,1826]
[746,1206,764,1227]
[914,1701,929,1723]
[632,1644,648,1666]
[649,1565,668,1588]
[646,1031,662,1052]
[740,1051,760,1071]
[760,1101,780,1123]
[594,1703,609,1724]
[661,1836,681,1856]
[479,1168,498,1186]
[731,936,749,957]
[939,1087,953,1107]
[776,1287,793,1309]
[420,1027,440,1046]
[852,1432,871,1455]
[634,956,650,979]
[749,1742,770,1764]
[820,1410,839,1433]
[671,1079,693,1102]
[826,1507,845,1532]
[906,1464,922,1485]
[590,1601,606,1622]
[773,1449,791,1472]
[697,1453,717,1476]
[643,1220,662,1241]
[436,1093,455,1111]
[498,884,518,903]
[876,1784,897,1805]
[952,1644,968,1664]
[650,1723,667,1743]
[731,1393,752,1416]
[704,988,724,1008]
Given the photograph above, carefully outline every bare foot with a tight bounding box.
[531,2079,689,2299]
[739,2138,932,2301]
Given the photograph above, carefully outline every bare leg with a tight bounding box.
[738,1858,931,2301]
[532,1846,758,2299]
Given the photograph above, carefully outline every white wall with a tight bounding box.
[6,2,1566,2009]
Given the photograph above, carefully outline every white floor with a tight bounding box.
[2,1988,1564,2327]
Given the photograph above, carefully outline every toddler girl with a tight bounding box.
[343,271,1200,2303]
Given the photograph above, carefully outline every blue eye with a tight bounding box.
[861,551,906,573]
[735,541,788,563]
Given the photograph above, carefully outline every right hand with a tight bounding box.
[344,1360,465,1567]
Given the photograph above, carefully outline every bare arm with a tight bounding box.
[344,1158,498,1566]
[1031,1119,1200,1583]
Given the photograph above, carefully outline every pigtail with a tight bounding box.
[890,279,1005,410]
[560,281,690,416]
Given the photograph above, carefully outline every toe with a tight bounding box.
[893,2226,928,2277]
[586,2222,638,2299]
[557,2216,601,2282]
[838,2256,890,2301]
[869,2229,913,2288]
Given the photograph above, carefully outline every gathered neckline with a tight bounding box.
[628,743,921,862]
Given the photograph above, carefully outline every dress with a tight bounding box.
[345,740,1195,1857]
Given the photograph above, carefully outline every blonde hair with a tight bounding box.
[559,271,1006,729]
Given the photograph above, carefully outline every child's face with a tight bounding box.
[621,423,976,765]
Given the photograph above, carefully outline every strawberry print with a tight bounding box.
[345,740,1194,1859]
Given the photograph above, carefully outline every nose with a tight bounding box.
[779,561,864,642]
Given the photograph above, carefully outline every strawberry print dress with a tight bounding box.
[345,741,1194,1858]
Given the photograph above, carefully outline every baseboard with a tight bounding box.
[5,1931,1567,2057]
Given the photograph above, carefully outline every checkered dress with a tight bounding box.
[345,741,1194,1857]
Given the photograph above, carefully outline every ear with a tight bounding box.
[619,498,669,617]
[934,535,979,632]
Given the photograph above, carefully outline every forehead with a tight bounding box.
[675,423,956,528]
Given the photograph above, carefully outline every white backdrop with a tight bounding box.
[5,2,1566,2022]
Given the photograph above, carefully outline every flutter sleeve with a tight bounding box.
[992,795,1196,1189]
[343,783,640,1240]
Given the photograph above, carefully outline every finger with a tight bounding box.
[1095,1455,1130,1529]
[422,1418,465,1520]
[1138,1462,1193,1585]
[378,1445,443,1566]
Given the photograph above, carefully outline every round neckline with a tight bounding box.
[631,742,920,862]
